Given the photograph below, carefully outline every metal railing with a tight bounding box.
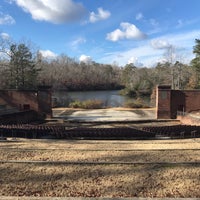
[177,111,187,116]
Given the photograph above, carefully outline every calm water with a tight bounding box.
[53,90,139,107]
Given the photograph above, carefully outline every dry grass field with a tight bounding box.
[0,138,200,198]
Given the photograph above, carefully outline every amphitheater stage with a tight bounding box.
[52,108,157,122]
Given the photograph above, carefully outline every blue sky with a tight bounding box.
[0,0,200,67]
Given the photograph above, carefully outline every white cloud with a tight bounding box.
[128,57,143,67]
[0,12,15,25]
[39,50,57,58]
[128,57,138,64]
[0,32,10,40]
[151,30,200,49]
[106,22,147,42]
[151,39,171,49]
[106,29,124,42]
[136,12,143,21]
[99,42,159,67]
[79,54,92,64]
[12,0,86,24]
[99,29,200,67]
[89,7,111,23]
[71,37,86,48]
[175,18,199,29]
[149,18,159,27]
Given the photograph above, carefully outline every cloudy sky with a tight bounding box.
[1,0,200,66]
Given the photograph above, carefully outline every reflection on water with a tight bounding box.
[53,90,149,107]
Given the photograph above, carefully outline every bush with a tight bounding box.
[124,98,149,108]
[69,100,83,108]
[69,99,104,109]
[119,88,137,97]
[82,99,103,109]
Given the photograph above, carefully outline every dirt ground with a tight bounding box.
[0,138,200,198]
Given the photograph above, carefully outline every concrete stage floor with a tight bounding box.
[52,108,157,122]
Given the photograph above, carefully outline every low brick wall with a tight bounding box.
[0,110,42,124]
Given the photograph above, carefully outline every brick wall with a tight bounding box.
[157,85,200,119]
[0,86,52,119]
[0,90,38,111]
[184,90,200,112]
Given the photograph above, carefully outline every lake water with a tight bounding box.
[53,90,141,107]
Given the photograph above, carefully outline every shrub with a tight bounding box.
[82,99,103,109]
[124,98,149,108]
[119,88,137,97]
[69,100,83,108]
[69,99,104,109]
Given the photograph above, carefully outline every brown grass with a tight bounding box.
[0,138,200,198]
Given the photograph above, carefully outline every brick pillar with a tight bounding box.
[37,85,52,118]
[156,85,172,119]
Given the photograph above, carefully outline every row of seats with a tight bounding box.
[142,125,200,138]
[3,123,199,139]
[0,124,56,138]
[0,124,155,139]
[59,127,156,139]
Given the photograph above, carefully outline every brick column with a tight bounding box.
[37,85,52,118]
[156,85,172,119]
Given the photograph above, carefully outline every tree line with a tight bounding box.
[0,38,200,96]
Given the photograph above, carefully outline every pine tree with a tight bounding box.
[191,39,200,88]
[9,43,40,89]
